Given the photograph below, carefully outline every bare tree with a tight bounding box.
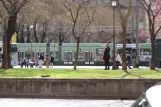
[33,17,39,42]
[61,0,95,70]
[139,0,161,70]
[18,0,51,43]
[40,21,48,43]
[19,24,25,43]
[0,0,28,69]
[117,0,132,72]
[26,25,31,43]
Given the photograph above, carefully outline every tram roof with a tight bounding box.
[17,43,112,48]
[116,44,138,48]
[139,43,151,48]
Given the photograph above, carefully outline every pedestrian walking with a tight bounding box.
[50,54,54,68]
[126,52,132,69]
[46,55,49,68]
[26,58,30,68]
[35,58,39,68]
[115,52,122,69]
[39,54,44,68]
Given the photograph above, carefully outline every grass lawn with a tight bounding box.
[0,68,161,78]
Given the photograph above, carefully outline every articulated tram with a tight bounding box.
[0,42,152,66]
[16,43,152,66]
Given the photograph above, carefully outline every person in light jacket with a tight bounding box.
[115,52,122,69]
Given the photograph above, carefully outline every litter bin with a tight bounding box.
[156,38,161,68]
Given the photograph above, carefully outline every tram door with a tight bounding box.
[85,51,94,64]
[64,51,73,64]
[18,51,24,63]
[35,52,44,59]
[35,52,40,59]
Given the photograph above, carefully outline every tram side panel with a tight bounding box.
[61,43,105,66]
[16,43,152,66]
[139,43,151,66]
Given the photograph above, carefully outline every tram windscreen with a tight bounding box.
[11,44,17,52]
[10,47,17,52]
[117,48,133,58]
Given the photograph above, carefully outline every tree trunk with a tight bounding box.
[74,38,80,70]
[2,35,9,69]
[58,45,62,64]
[2,14,17,69]
[15,23,20,43]
[40,21,48,43]
[26,25,31,43]
[122,29,127,71]
[33,19,39,43]
[20,25,25,43]
[150,37,156,70]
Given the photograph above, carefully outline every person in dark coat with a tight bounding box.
[50,54,54,68]
[103,43,110,70]
[126,52,132,69]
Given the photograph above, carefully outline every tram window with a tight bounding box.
[68,51,73,62]
[74,52,84,60]
[50,52,53,55]
[35,52,39,58]
[55,52,58,59]
[140,49,151,55]
[25,52,27,58]
[90,52,94,61]
[96,48,104,56]
[126,48,132,53]
[32,52,34,58]
[11,47,17,52]
[0,48,1,51]
[18,51,20,58]
[132,49,137,59]
[64,51,68,61]
[85,52,90,62]
[22,52,24,58]
[40,52,44,58]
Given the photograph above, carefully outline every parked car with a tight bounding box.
[131,82,161,107]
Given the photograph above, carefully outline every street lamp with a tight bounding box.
[30,25,33,58]
[111,0,117,70]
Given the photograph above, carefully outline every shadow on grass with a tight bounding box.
[155,69,161,73]
[121,70,144,79]
[0,69,6,72]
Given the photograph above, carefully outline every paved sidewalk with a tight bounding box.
[0,98,134,107]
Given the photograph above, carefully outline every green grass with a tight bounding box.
[0,68,161,78]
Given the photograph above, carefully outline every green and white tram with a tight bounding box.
[15,43,152,66]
